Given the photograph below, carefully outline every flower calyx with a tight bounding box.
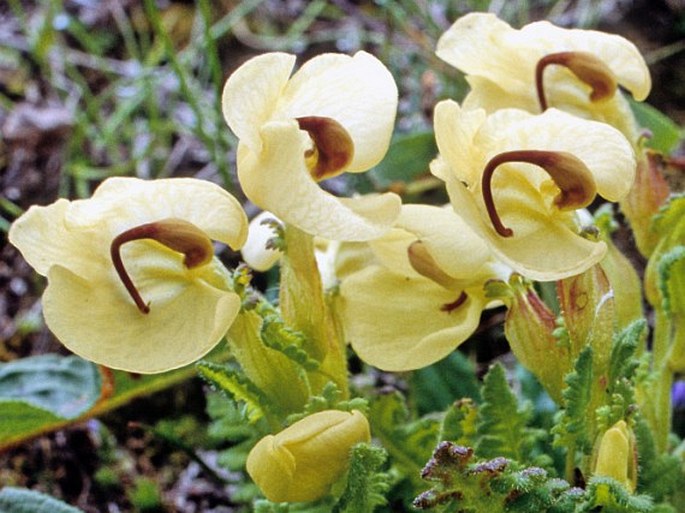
[536,51,618,111]
[482,150,597,237]
[111,218,214,314]
[297,116,354,181]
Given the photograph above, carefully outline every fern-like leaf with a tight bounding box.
[477,364,542,462]
[552,346,593,453]
[196,361,270,423]
[333,443,391,513]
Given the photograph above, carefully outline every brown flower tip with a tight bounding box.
[440,291,468,313]
[110,218,214,314]
[297,116,354,181]
[535,51,618,111]
[482,150,597,237]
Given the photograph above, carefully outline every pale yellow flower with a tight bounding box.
[9,177,248,373]
[432,100,635,281]
[340,204,505,371]
[246,409,370,503]
[222,51,401,241]
[437,12,651,139]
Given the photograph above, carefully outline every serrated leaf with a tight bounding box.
[196,362,267,423]
[633,416,683,503]
[477,364,539,462]
[415,442,582,512]
[585,476,653,512]
[368,392,440,489]
[260,313,320,371]
[411,351,481,415]
[630,100,683,154]
[334,443,390,513]
[656,246,685,316]
[0,487,85,513]
[607,321,645,391]
[0,354,101,419]
[439,398,478,447]
[553,347,594,452]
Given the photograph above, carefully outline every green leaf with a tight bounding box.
[633,416,683,503]
[630,100,683,154]
[410,351,481,415]
[295,382,368,421]
[439,398,478,447]
[259,311,320,371]
[196,361,269,423]
[0,401,63,444]
[367,131,437,189]
[657,246,685,316]
[584,476,653,513]
[334,443,390,513]
[553,346,594,453]
[0,487,85,513]
[0,344,232,450]
[414,442,581,512]
[477,364,541,462]
[0,354,101,418]
[368,392,440,489]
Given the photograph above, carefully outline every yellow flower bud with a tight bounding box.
[593,420,637,492]
[246,410,371,503]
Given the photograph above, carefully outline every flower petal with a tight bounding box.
[446,177,607,281]
[433,100,487,185]
[279,51,398,172]
[520,19,651,101]
[43,263,240,373]
[67,177,249,249]
[238,120,400,241]
[488,108,636,201]
[221,52,297,153]
[397,204,491,280]
[341,265,484,371]
[437,12,650,102]
[8,199,104,277]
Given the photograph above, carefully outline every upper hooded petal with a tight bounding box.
[65,177,248,249]
[485,108,636,201]
[437,12,650,102]
[237,120,401,241]
[221,52,297,154]
[278,51,398,172]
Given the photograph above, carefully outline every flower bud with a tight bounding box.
[592,420,637,492]
[620,150,671,258]
[500,274,569,403]
[246,410,371,503]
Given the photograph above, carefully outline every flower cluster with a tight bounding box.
[9,10,655,507]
